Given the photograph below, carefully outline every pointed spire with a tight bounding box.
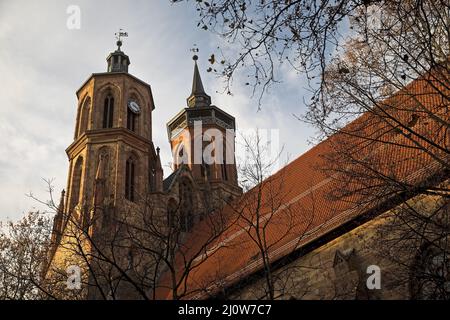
[154,147,164,192]
[191,59,206,95]
[57,189,66,214]
[187,55,211,108]
[51,189,65,244]
[155,147,163,170]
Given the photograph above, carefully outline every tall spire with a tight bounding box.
[192,59,206,95]
[187,55,211,108]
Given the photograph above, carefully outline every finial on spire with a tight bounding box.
[115,29,128,51]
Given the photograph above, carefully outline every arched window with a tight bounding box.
[78,97,91,136]
[103,95,114,128]
[70,157,83,211]
[125,156,136,202]
[179,178,194,232]
[127,107,137,132]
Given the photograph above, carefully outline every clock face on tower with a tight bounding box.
[127,100,141,114]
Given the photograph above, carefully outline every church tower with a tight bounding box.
[166,55,242,210]
[48,36,161,264]
[45,42,242,299]
[44,35,164,299]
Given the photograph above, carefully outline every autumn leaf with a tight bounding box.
[208,54,215,64]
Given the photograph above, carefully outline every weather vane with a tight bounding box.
[115,29,128,50]
[190,45,199,61]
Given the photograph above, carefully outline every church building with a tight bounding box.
[44,39,449,300]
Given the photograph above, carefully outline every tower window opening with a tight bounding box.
[125,157,136,202]
[103,95,114,128]
[127,107,137,132]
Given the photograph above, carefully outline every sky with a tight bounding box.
[0,0,316,222]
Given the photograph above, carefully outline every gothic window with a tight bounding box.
[127,107,137,132]
[103,95,114,128]
[70,157,84,211]
[410,244,450,299]
[125,156,136,202]
[78,97,91,137]
[179,178,194,232]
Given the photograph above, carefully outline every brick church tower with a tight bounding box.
[166,55,242,212]
[45,38,163,297]
[45,40,241,299]
[55,38,159,238]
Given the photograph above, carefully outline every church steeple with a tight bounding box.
[106,31,130,73]
[167,55,242,201]
[187,55,211,108]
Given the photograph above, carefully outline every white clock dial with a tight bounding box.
[128,100,141,114]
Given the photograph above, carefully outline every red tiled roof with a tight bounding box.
[156,71,449,299]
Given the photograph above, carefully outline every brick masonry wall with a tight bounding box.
[229,192,448,300]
